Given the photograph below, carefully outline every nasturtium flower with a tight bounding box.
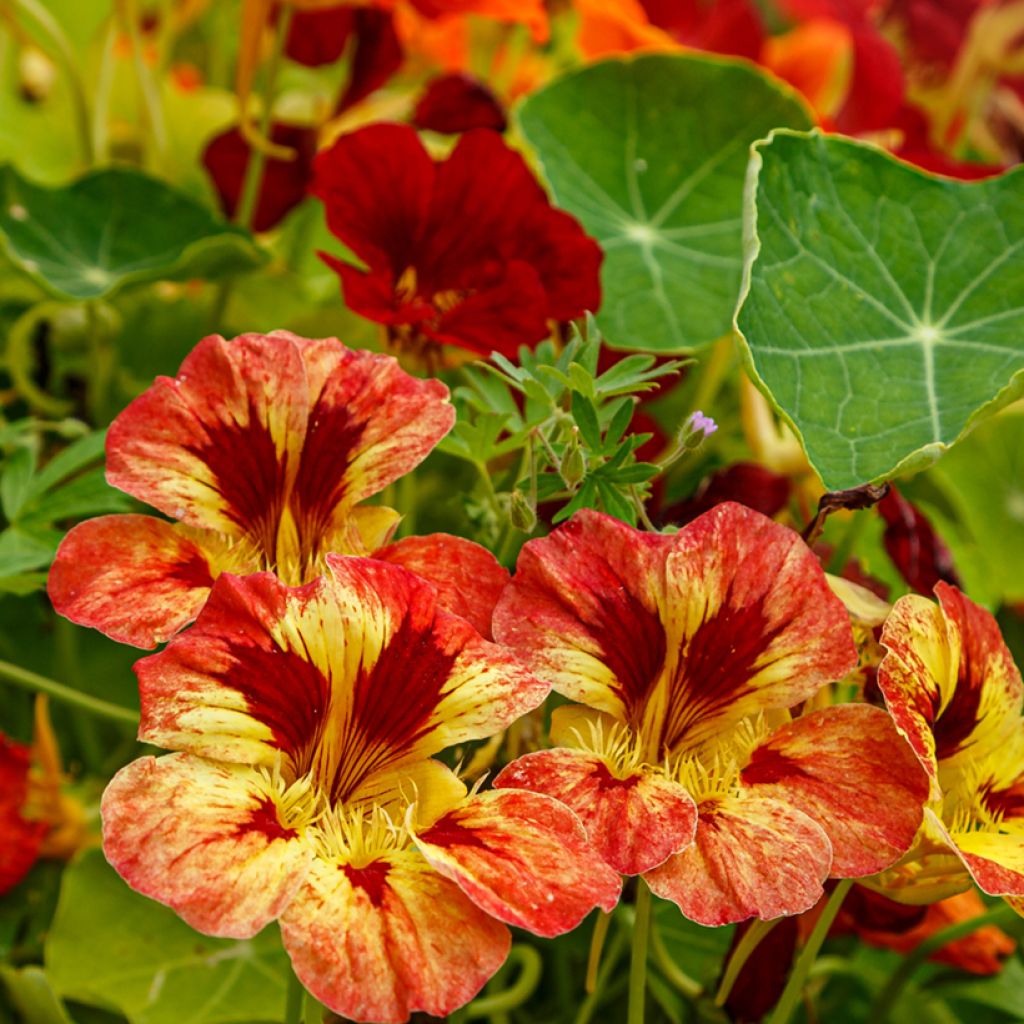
[312,124,602,362]
[0,734,48,894]
[493,504,929,926]
[102,556,621,1023]
[874,582,1024,913]
[48,331,509,649]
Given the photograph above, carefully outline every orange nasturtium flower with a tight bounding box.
[102,556,621,1022]
[48,331,508,648]
[873,582,1024,913]
[493,504,929,926]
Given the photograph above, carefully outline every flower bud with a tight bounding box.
[560,440,586,487]
[509,489,537,533]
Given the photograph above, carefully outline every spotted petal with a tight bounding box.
[413,789,621,935]
[280,852,509,1023]
[494,748,696,875]
[741,704,928,876]
[644,794,832,926]
[135,560,547,799]
[101,753,312,938]
[48,514,215,649]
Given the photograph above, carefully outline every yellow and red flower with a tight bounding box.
[493,504,928,925]
[874,582,1024,912]
[311,124,602,362]
[102,556,620,1022]
[48,330,506,648]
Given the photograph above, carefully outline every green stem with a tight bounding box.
[650,917,702,1000]
[10,0,94,165]
[91,19,117,162]
[826,510,869,575]
[768,879,853,1024]
[86,301,116,425]
[302,990,325,1024]
[628,880,653,1024]
[117,0,166,168]
[235,5,292,230]
[0,657,139,726]
[715,918,779,1007]
[285,970,305,1024]
[575,928,628,1024]
[585,911,612,994]
[464,945,542,1019]
[872,903,1015,1023]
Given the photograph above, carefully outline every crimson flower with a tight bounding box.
[493,504,928,925]
[0,734,47,894]
[48,331,509,648]
[103,557,620,1022]
[312,124,602,361]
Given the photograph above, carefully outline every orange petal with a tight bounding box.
[413,789,621,935]
[644,794,832,926]
[495,505,857,758]
[101,753,312,938]
[280,852,509,1023]
[374,533,509,639]
[741,704,928,877]
[136,560,547,795]
[575,0,679,59]
[494,748,696,875]
[48,514,214,648]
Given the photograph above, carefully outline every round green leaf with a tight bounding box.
[737,129,1024,490]
[0,164,266,300]
[517,54,812,353]
[46,850,290,1024]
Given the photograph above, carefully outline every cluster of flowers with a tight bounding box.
[40,330,1024,1023]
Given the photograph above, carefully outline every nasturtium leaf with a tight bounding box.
[517,54,812,353]
[737,129,1024,491]
[47,851,289,1024]
[0,165,266,301]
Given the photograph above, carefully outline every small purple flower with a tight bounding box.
[680,410,718,449]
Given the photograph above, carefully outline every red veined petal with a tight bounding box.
[374,533,509,638]
[280,851,509,1023]
[644,794,832,926]
[47,514,215,649]
[412,73,507,134]
[106,332,307,545]
[0,735,46,894]
[494,748,696,875]
[136,561,547,797]
[495,505,857,756]
[929,810,1024,900]
[101,753,312,938]
[413,789,622,936]
[741,704,928,876]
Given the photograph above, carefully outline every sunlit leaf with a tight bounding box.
[518,54,812,353]
[737,130,1024,490]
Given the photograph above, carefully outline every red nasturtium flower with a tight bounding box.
[873,582,1024,914]
[0,734,48,893]
[102,557,620,1022]
[312,124,602,362]
[48,331,509,648]
[493,504,929,925]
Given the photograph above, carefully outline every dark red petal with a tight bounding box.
[669,462,792,525]
[643,0,764,60]
[877,486,960,596]
[0,735,46,895]
[202,122,318,232]
[335,11,403,113]
[285,5,354,66]
[835,24,906,134]
[722,916,799,1023]
[412,73,508,134]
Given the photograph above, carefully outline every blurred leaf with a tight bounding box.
[738,130,1024,490]
[0,965,76,1024]
[2,446,37,520]
[518,54,812,352]
[47,851,290,1024]
[0,165,266,301]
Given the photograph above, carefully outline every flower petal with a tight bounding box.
[494,748,696,875]
[495,505,857,756]
[374,533,509,638]
[101,753,312,938]
[741,704,928,877]
[931,812,1024,899]
[644,794,832,926]
[413,789,621,935]
[136,561,547,796]
[106,332,307,545]
[48,514,215,648]
[0,735,47,895]
[280,852,509,1023]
